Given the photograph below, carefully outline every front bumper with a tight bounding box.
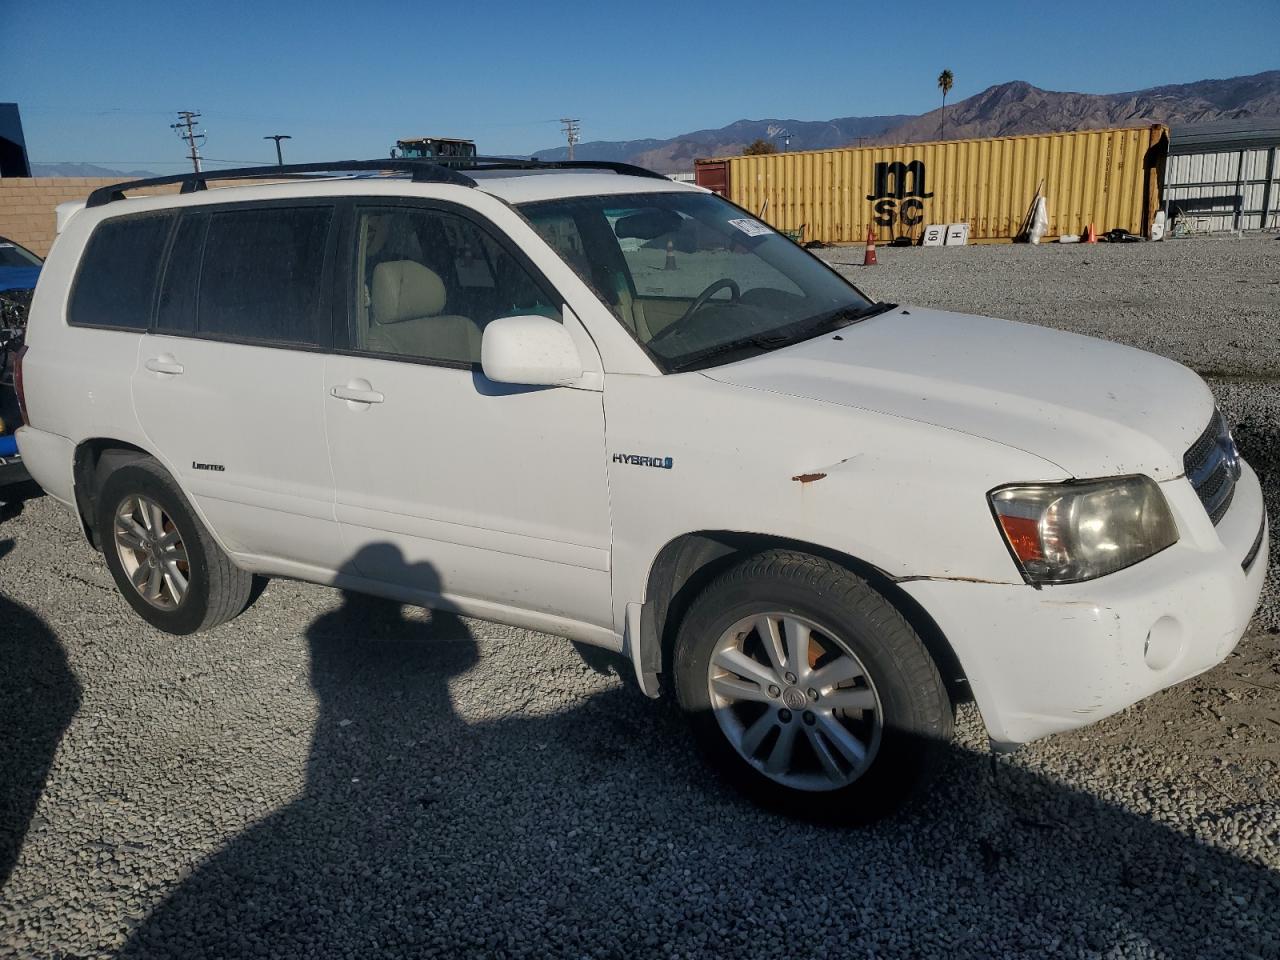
[901,462,1268,747]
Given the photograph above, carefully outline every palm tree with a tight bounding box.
[937,69,954,140]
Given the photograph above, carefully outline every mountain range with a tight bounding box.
[29,162,160,179]
[532,70,1280,172]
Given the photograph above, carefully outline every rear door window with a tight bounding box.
[68,214,174,330]
[195,206,333,344]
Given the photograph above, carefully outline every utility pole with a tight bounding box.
[171,110,205,173]
[264,134,292,165]
[560,118,580,161]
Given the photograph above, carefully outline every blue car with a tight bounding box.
[0,235,42,294]
[0,235,39,486]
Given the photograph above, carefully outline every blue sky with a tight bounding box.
[3,0,1277,172]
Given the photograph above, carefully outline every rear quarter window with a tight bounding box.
[68,214,174,330]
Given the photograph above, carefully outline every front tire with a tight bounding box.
[97,457,254,635]
[673,550,952,823]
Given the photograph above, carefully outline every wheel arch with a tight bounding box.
[72,438,155,550]
[641,531,971,706]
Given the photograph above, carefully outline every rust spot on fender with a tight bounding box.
[792,472,827,484]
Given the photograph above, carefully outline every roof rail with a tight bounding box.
[455,157,670,181]
[85,156,669,208]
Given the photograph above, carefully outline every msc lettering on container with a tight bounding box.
[867,160,933,230]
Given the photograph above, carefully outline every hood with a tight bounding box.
[702,306,1213,480]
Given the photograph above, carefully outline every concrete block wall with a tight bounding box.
[1,176,296,259]
[0,178,130,257]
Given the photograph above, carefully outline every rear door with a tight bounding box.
[132,201,343,571]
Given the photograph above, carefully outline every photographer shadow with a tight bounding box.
[118,543,1279,959]
[0,538,83,888]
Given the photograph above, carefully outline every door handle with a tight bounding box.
[144,356,184,375]
[330,381,384,404]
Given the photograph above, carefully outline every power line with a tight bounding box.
[560,118,580,161]
[170,110,205,173]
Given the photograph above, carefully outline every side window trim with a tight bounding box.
[153,210,208,336]
[336,197,568,371]
[149,197,339,351]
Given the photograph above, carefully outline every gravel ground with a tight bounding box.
[1,236,1278,959]
[818,234,1280,379]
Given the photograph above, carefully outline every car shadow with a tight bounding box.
[0,538,83,888]
[113,544,1278,959]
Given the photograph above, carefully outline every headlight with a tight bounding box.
[989,476,1179,584]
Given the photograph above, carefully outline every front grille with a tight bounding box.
[1184,409,1241,526]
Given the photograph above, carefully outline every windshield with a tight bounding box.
[0,240,42,269]
[519,191,880,371]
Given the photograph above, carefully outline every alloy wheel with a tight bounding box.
[113,495,190,610]
[707,612,882,791]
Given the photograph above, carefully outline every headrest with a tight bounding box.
[371,260,447,324]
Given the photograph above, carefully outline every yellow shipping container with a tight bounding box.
[695,125,1169,244]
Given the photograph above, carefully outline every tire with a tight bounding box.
[96,457,254,635]
[673,550,952,823]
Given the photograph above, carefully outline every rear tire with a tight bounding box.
[96,457,254,634]
[673,550,952,823]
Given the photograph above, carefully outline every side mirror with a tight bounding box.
[481,315,584,387]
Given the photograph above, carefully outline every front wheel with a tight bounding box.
[97,457,255,635]
[673,550,953,823]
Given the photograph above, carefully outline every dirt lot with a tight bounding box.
[1,236,1278,959]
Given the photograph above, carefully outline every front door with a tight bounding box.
[322,201,613,629]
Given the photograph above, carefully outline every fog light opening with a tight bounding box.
[1143,616,1184,671]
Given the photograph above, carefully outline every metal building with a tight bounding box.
[0,103,32,178]
[1164,119,1280,233]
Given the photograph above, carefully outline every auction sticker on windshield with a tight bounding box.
[727,218,772,237]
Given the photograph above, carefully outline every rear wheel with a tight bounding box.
[674,550,952,822]
[97,457,254,634]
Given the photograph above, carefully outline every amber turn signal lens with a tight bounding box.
[995,513,1043,563]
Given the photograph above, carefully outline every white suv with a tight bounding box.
[16,159,1268,820]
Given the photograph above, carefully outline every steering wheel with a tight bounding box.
[683,278,741,320]
[651,278,742,345]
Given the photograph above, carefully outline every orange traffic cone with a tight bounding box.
[1083,223,1098,243]
[863,226,878,266]
[664,239,677,270]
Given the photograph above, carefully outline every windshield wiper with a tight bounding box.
[667,302,898,373]
[806,301,898,333]
[668,333,795,372]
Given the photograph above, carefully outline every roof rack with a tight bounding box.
[85,156,670,208]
